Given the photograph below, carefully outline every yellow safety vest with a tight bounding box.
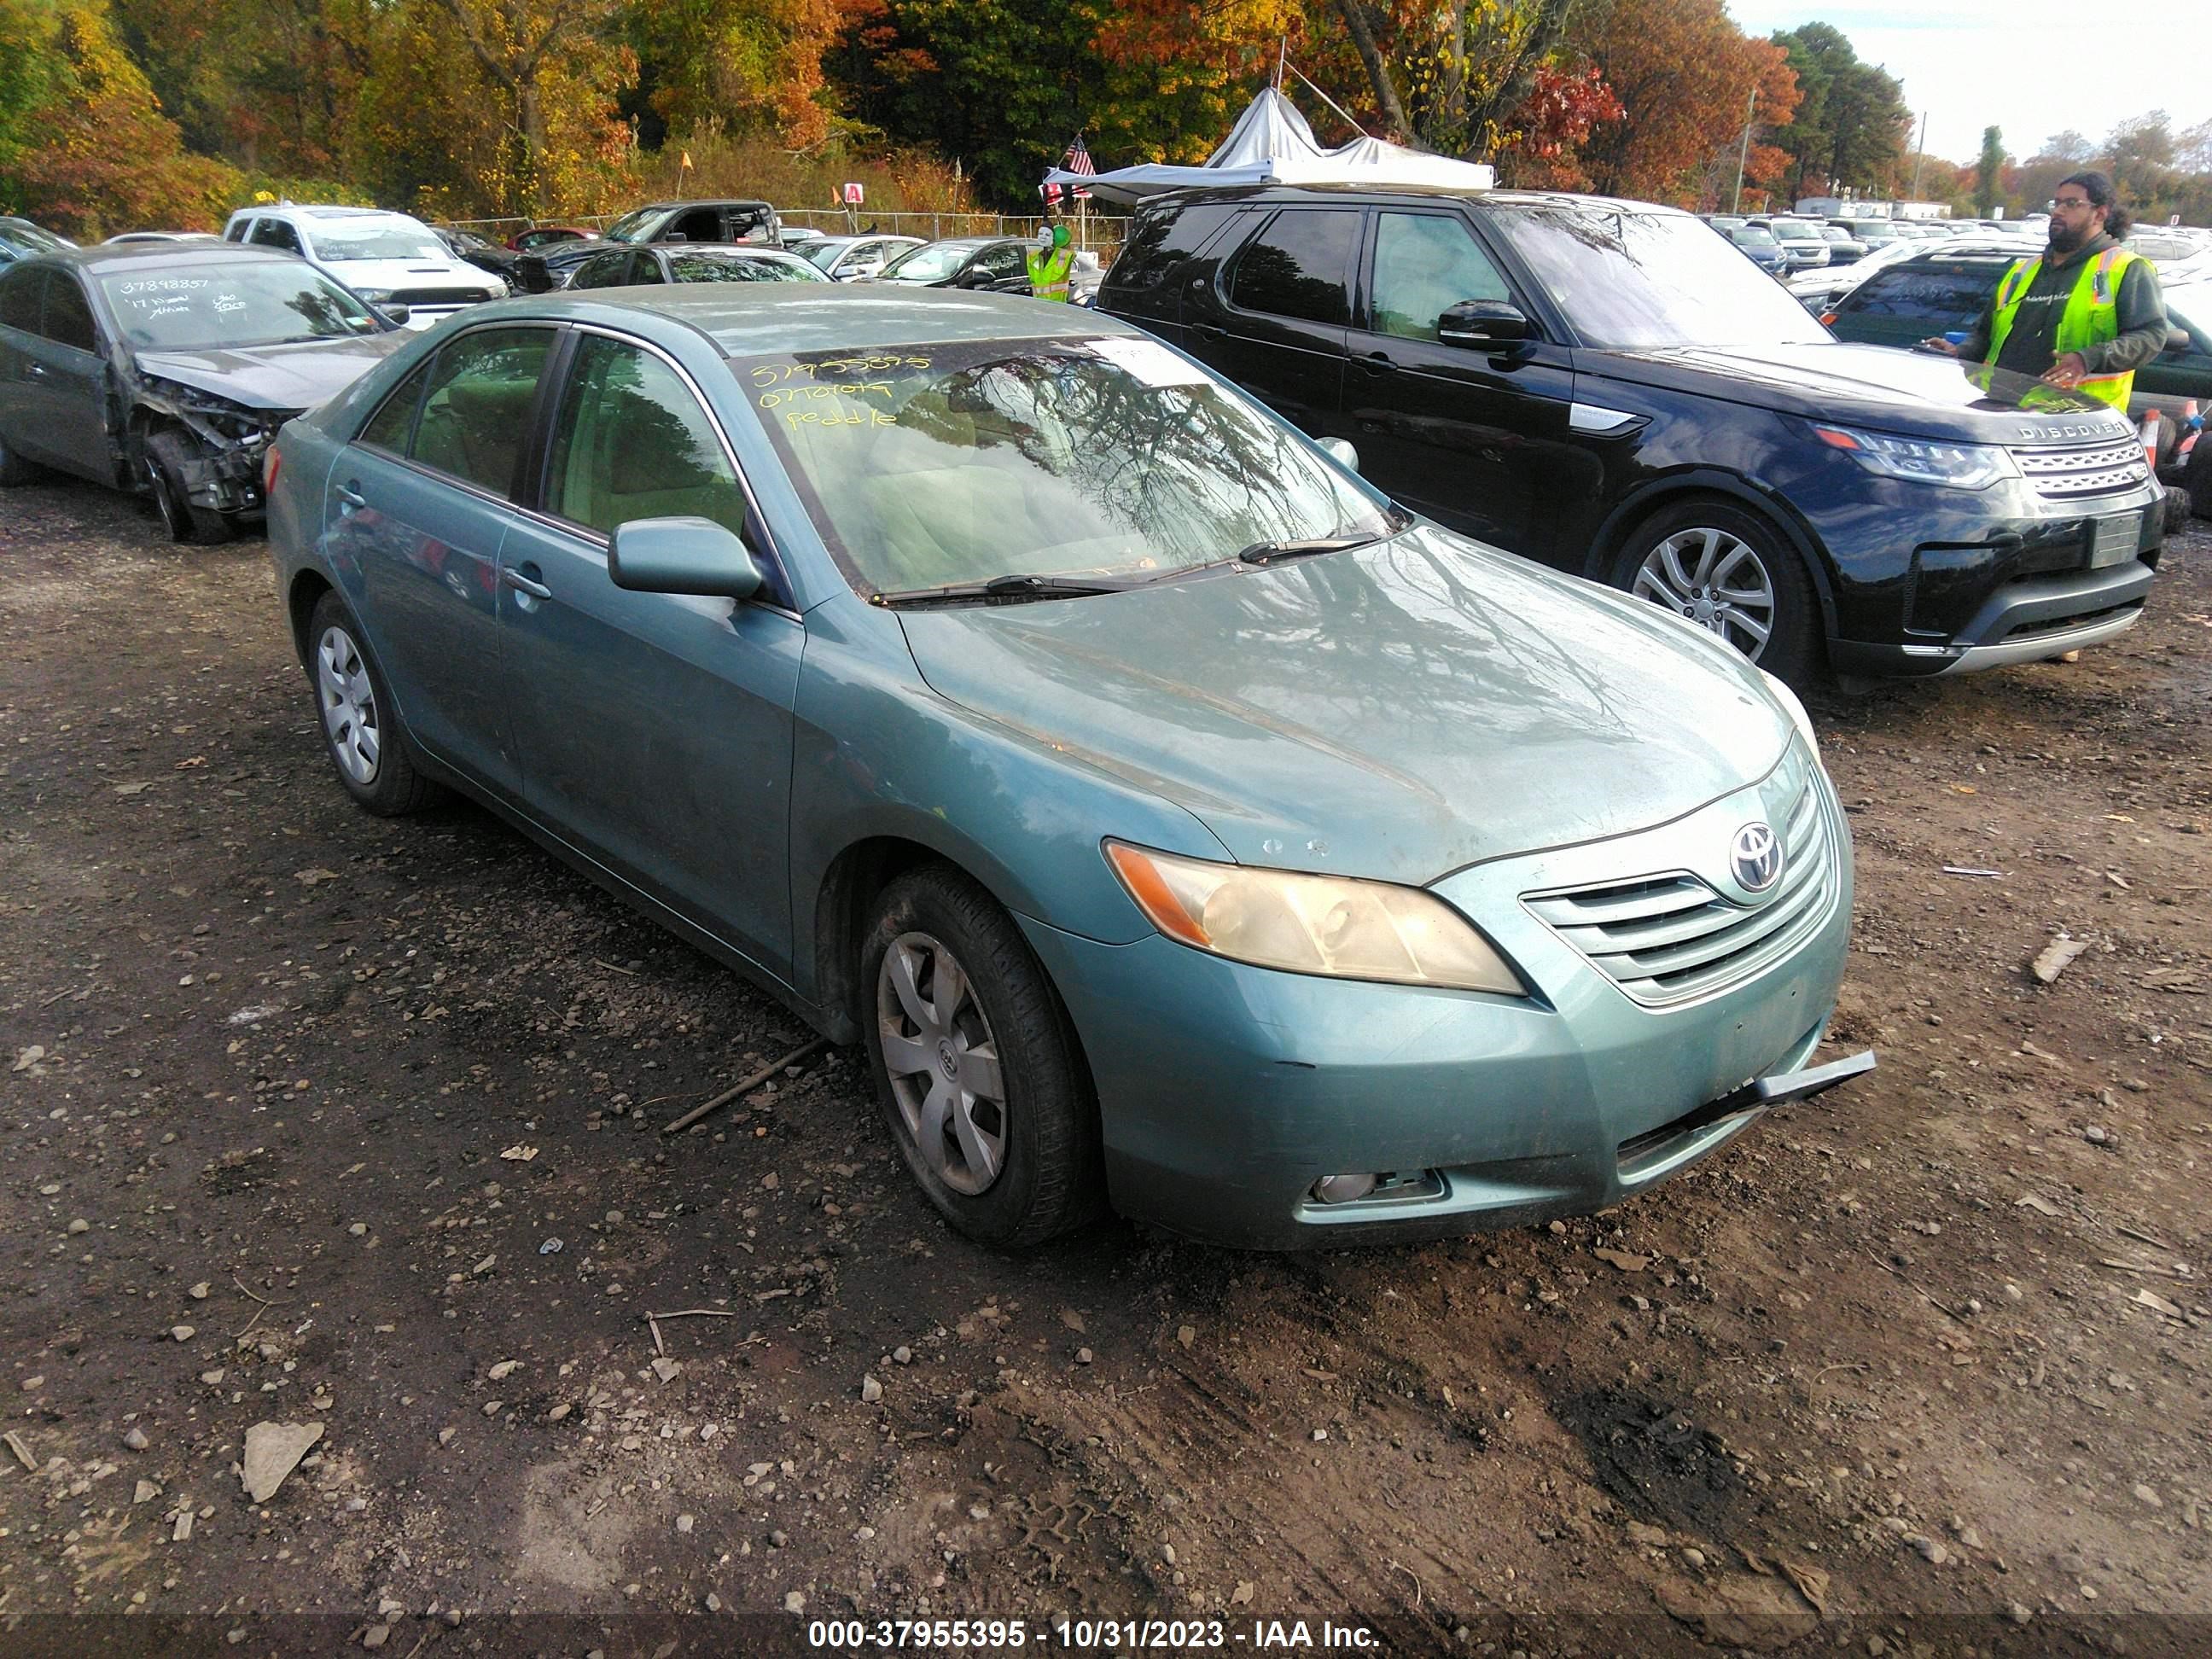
[1986,245,2142,410]
[1026,245,1074,301]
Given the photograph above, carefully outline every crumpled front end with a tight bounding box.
[136,376,303,516]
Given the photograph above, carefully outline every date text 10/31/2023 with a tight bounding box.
[805,1619,1384,1650]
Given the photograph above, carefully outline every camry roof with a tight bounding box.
[37,244,321,276]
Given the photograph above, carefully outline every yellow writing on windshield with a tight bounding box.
[755,381,894,410]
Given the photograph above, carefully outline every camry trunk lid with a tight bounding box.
[896,527,1792,887]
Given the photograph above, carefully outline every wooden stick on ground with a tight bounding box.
[661,1039,828,1136]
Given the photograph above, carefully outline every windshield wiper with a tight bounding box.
[1236,509,1412,567]
[877,572,1149,608]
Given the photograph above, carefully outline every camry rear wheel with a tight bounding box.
[305,591,439,816]
[1615,499,1819,685]
[861,866,1101,1249]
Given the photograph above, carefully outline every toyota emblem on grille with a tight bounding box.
[1731,823,1784,893]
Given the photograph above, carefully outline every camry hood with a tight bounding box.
[1584,341,2131,444]
[134,334,409,413]
[898,527,1793,887]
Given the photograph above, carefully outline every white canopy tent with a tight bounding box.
[1041,88,1495,209]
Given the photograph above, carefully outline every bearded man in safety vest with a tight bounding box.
[1027,223,1074,302]
[1925,171,2168,408]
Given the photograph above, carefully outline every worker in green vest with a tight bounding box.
[1027,223,1074,302]
[1924,171,2167,410]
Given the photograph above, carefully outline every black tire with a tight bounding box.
[0,426,41,486]
[859,865,1103,1249]
[143,428,235,545]
[303,591,441,816]
[2187,443,2212,522]
[1611,497,1821,686]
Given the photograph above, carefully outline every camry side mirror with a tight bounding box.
[1438,299,1532,349]
[379,303,410,327]
[1316,436,1360,474]
[2167,327,2192,356]
[608,517,765,601]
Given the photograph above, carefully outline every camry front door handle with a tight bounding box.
[336,483,365,510]
[501,566,552,602]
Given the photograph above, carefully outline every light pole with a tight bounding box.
[1909,110,1929,201]
[1732,85,1759,214]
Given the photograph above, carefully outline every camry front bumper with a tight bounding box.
[1024,745,1861,1249]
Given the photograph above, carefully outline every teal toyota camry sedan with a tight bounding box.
[265,285,1871,1250]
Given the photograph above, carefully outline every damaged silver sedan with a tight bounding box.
[0,243,408,544]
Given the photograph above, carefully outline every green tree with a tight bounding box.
[1974,125,2005,215]
[1767,22,1908,200]
[0,0,238,236]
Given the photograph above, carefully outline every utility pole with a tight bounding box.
[1910,110,1928,200]
[1732,85,1759,214]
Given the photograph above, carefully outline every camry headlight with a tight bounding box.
[1104,841,1527,995]
[1760,669,1819,761]
[1813,423,2017,490]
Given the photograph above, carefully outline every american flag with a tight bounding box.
[1042,136,1095,206]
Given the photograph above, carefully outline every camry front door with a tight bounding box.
[498,330,800,971]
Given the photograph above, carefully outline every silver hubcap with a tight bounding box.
[316,626,381,785]
[876,932,1006,1197]
[1633,527,1776,661]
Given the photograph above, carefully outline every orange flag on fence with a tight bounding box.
[678,150,694,172]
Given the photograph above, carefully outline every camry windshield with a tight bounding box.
[1494,207,1831,349]
[1767,221,1821,242]
[740,337,1399,597]
[803,240,852,271]
[882,244,972,282]
[1732,226,1777,245]
[307,222,445,262]
[101,266,384,350]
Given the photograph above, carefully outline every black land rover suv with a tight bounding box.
[1097,186,2165,684]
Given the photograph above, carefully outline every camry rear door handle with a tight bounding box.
[1359,351,1395,374]
[336,482,365,509]
[501,566,552,601]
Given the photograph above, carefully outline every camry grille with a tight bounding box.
[1522,774,1836,1006]
[2011,437,2148,500]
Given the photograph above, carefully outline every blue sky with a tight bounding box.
[1725,3,2207,171]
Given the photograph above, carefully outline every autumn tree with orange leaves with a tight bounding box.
[1569,0,1797,206]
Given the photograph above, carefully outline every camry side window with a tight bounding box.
[570,252,633,289]
[41,274,98,352]
[0,267,41,333]
[544,335,748,541]
[409,328,553,497]
[1228,209,1355,325]
[358,358,434,453]
[1370,213,1514,342]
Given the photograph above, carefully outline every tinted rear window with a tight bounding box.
[1226,208,1356,325]
[1106,202,1240,291]
[1838,265,2003,322]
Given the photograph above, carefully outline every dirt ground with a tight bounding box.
[3,480,2209,1659]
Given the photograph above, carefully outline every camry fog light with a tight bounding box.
[1311,1173,1380,1204]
